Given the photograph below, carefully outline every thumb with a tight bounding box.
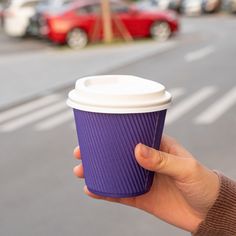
[134,143,199,180]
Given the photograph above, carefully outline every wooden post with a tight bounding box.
[101,0,113,43]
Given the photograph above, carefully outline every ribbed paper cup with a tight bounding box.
[67,75,171,198]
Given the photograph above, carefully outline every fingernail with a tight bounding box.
[139,144,150,158]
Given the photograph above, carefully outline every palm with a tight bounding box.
[119,173,202,232]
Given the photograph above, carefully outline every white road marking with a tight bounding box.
[185,46,215,62]
[35,110,73,131]
[2,85,234,132]
[169,88,186,100]
[166,86,217,125]
[0,94,61,124]
[0,101,67,132]
[195,87,236,124]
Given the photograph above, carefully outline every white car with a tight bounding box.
[182,0,203,15]
[202,0,220,12]
[158,0,171,9]
[4,0,40,37]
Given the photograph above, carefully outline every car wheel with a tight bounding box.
[150,21,171,42]
[67,28,88,49]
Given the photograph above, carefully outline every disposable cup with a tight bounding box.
[67,75,171,198]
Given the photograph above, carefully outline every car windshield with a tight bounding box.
[135,1,157,10]
[37,0,73,8]
[36,0,74,13]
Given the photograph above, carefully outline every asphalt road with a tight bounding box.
[0,28,51,55]
[1,16,236,236]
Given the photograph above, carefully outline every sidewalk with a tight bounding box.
[0,40,177,109]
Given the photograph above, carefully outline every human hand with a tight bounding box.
[73,135,220,233]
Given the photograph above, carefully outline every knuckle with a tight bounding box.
[154,150,168,171]
[168,144,179,155]
[188,158,200,170]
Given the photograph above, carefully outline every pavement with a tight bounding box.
[0,39,177,109]
[0,16,236,236]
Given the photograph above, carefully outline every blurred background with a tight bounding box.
[0,0,235,235]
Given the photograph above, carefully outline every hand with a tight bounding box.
[73,135,220,233]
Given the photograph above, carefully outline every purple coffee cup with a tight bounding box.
[67,75,171,198]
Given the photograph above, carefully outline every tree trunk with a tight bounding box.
[101,0,113,43]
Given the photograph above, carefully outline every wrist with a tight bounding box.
[193,173,236,235]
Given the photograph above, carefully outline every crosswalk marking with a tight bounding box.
[166,86,217,125]
[169,88,185,100]
[195,87,236,124]
[0,94,61,124]
[35,110,73,131]
[0,101,67,132]
[185,46,215,62]
[0,86,234,133]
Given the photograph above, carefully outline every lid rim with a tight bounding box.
[67,75,172,113]
[67,99,171,114]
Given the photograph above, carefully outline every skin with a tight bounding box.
[73,135,220,233]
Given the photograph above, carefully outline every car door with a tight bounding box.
[73,4,101,40]
[111,2,151,38]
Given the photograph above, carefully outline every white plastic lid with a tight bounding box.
[67,75,172,114]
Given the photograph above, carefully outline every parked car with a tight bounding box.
[168,0,183,12]
[228,0,236,12]
[157,0,171,9]
[181,0,203,15]
[134,0,159,11]
[202,0,221,12]
[39,0,179,49]
[0,3,4,27]
[3,0,40,37]
[135,0,182,13]
[222,0,236,13]
[28,0,75,36]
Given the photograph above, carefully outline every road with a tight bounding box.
[0,29,51,55]
[0,16,236,236]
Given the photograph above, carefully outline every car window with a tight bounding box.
[62,0,74,6]
[75,6,87,14]
[89,4,101,13]
[21,1,38,8]
[76,4,100,15]
[111,3,130,13]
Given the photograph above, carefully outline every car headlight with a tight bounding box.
[51,20,70,33]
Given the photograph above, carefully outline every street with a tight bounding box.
[0,15,236,236]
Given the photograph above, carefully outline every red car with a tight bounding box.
[0,3,4,27]
[41,0,179,49]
